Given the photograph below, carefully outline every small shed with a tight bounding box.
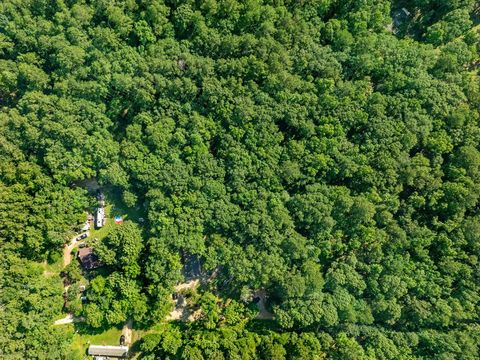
[88,345,129,358]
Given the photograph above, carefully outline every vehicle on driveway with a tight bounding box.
[76,233,88,241]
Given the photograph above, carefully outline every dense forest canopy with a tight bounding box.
[1,0,480,358]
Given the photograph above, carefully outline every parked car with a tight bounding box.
[120,335,126,346]
[76,233,88,241]
[79,243,87,248]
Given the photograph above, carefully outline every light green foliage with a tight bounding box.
[86,221,148,327]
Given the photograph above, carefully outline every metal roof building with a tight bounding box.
[88,345,129,358]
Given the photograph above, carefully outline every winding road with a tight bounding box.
[54,231,89,326]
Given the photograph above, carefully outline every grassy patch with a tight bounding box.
[128,323,169,359]
[69,322,150,359]
[42,258,64,277]
[70,323,123,357]
[87,186,143,244]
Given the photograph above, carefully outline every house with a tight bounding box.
[77,247,102,270]
[96,207,105,228]
[88,345,129,358]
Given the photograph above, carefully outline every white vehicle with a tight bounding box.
[96,207,105,228]
[81,221,90,231]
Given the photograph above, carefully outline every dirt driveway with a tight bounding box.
[122,319,133,345]
[63,231,89,267]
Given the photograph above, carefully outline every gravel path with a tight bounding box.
[122,319,133,345]
[63,231,89,267]
[53,314,84,325]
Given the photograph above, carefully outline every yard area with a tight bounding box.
[68,324,123,359]
[87,186,143,243]
[51,184,146,358]
[42,257,65,278]
[67,323,148,359]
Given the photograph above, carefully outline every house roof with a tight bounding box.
[77,247,102,270]
[78,247,93,258]
[88,345,128,357]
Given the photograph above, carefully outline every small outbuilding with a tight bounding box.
[88,345,129,358]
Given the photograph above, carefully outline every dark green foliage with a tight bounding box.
[0,0,479,358]
[0,255,72,359]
